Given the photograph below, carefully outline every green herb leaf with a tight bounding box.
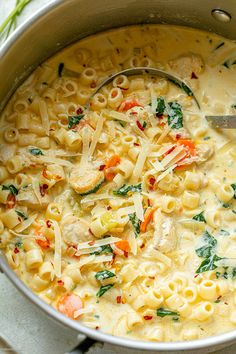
[128,212,141,237]
[15,210,28,220]
[222,203,230,208]
[2,184,18,196]
[196,254,223,274]
[96,284,114,297]
[169,79,193,97]
[195,231,217,258]
[192,211,206,223]
[95,270,115,281]
[113,183,142,196]
[68,114,85,129]
[58,62,64,77]
[231,184,236,199]
[15,240,23,248]
[29,147,43,156]
[167,102,183,129]
[219,229,230,236]
[90,244,113,255]
[156,308,179,318]
[156,97,165,116]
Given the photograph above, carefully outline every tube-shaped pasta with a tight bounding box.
[0,166,9,183]
[113,75,130,90]
[216,184,234,203]
[165,294,184,310]
[182,190,200,209]
[64,130,82,150]
[26,249,43,270]
[160,196,176,214]
[193,301,214,321]
[16,113,30,130]
[39,261,54,280]
[80,68,97,85]
[91,93,107,110]
[107,88,123,109]
[144,290,164,308]
[184,171,201,191]
[183,286,198,303]
[46,203,63,221]
[199,280,217,300]
[205,209,221,228]
[1,209,21,228]
[13,99,29,113]
[3,127,19,143]
[18,133,36,146]
[0,220,4,234]
[6,156,24,174]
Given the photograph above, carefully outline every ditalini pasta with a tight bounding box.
[1,24,236,342]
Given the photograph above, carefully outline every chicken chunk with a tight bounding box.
[69,168,104,195]
[61,215,91,244]
[153,210,177,254]
[168,53,204,79]
[196,142,214,164]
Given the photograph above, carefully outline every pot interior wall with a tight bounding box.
[0,0,236,113]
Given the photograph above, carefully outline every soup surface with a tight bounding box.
[1,25,236,342]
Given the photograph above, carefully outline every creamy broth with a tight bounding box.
[1,25,236,342]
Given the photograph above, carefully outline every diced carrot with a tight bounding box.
[177,139,196,156]
[140,207,157,233]
[57,293,83,319]
[36,238,50,249]
[118,98,143,112]
[104,154,121,181]
[114,240,130,252]
[175,163,194,171]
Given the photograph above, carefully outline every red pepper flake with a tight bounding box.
[158,114,164,119]
[57,280,64,286]
[116,296,122,304]
[76,107,83,115]
[124,251,129,258]
[107,206,111,210]
[149,177,156,186]
[191,72,198,79]
[46,220,52,228]
[42,168,49,179]
[39,184,48,197]
[6,194,16,209]
[130,111,138,115]
[14,247,19,254]
[147,198,151,207]
[194,274,199,278]
[159,122,165,126]
[90,81,96,88]
[140,244,145,249]
[99,164,106,171]
[88,240,95,246]
[136,120,145,131]
[164,146,176,157]
[134,142,140,146]
[144,315,153,320]
[95,326,100,330]
[88,228,94,236]
[176,133,182,140]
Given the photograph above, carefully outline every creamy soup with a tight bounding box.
[1,25,236,342]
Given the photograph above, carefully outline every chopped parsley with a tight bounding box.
[113,183,142,196]
[195,231,217,258]
[2,184,18,196]
[15,210,28,220]
[128,212,141,238]
[196,254,223,274]
[29,147,43,156]
[167,102,183,129]
[95,270,115,281]
[192,211,206,223]
[96,284,114,297]
[68,114,85,129]
[156,97,165,116]
[156,308,179,318]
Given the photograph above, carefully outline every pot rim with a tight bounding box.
[1,0,236,350]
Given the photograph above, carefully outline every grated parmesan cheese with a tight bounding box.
[132,193,144,221]
[89,114,104,156]
[53,220,62,278]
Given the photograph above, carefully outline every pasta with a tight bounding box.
[1,24,236,342]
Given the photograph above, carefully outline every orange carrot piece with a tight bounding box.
[57,293,83,319]
[114,240,130,252]
[36,238,50,249]
[104,154,120,181]
[177,139,196,156]
[140,207,157,233]
[118,98,143,112]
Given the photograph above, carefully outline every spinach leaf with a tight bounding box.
[95,270,115,281]
[15,210,28,220]
[96,284,114,297]
[2,184,18,196]
[167,102,183,129]
[169,79,193,97]
[128,212,141,238]
[15,240,23,248]
[113,183,142,196]
[195,231,217,258]
[156,308,179,318]
[156,97,165,116]
[196,254,223,274]
[219,229,230,236]
[192,211,206,223]
[90,244,113,255]
[29,147,43,156]
[58,62,64,77]
[231,183,236,199]
[68,114,85,129]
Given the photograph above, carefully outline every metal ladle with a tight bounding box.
[87,67,236,129]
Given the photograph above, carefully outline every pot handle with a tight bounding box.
[69,337,98,354]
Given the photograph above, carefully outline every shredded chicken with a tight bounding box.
[153,210,177,253]
[168,53,204,79]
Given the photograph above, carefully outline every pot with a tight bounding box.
[0,1,236,352]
